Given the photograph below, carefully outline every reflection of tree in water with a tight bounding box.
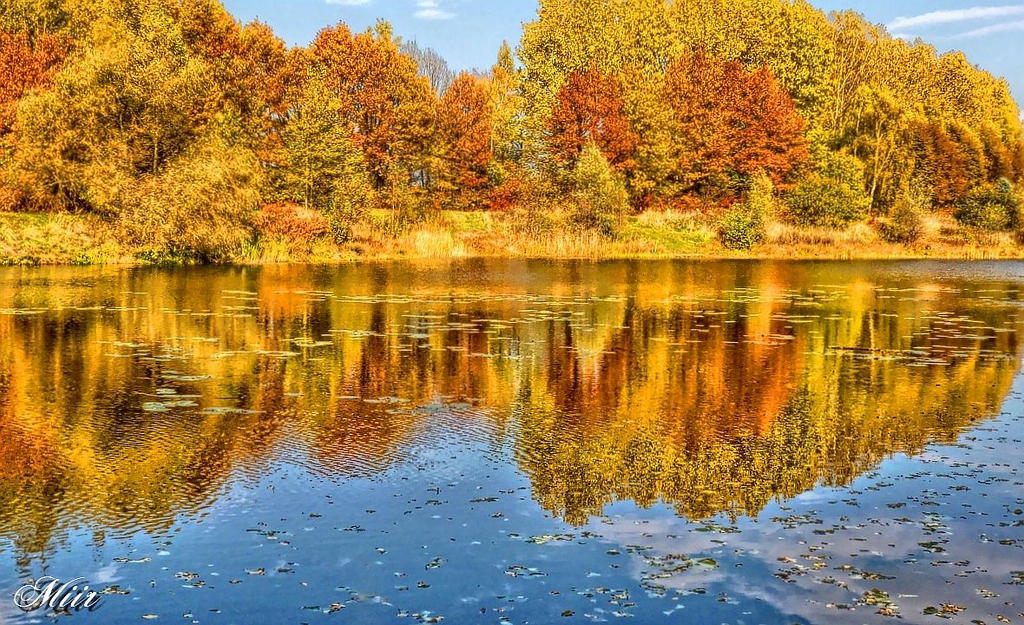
[516,376,1016,526]
[0,351,296,569]
[0,262,1021,560]
[513,301,1020,525]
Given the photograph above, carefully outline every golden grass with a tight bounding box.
[6,209,1024,265]
[0,212,128,265]
[757,213,1024,259]
[766,221,877,247]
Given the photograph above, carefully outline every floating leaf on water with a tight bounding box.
[526,534,574,545]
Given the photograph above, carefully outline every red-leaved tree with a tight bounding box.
[0,32,69,134]
[548,65,637,172]
[310,22,435,190]
[662,51,808,198]
[436,72,494,208]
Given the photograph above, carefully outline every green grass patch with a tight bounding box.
[0,212,125,265]
[622,216,713,254]
[442,210,494,232]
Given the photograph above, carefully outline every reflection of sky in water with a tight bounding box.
[3,406,1024,624]
[597,407,1024,623]
[0,261,1023,624]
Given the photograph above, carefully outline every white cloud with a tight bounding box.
[415,0,456,20]
[888,5,1024,30]
[955,17,1024,37]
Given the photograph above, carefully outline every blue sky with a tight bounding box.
[222,0,1024,105]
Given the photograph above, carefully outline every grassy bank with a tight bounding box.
[0,212,135,265]
[3,209,1024,266]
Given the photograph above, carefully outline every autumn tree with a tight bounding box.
[12,4,219,212]
[668,0,833,123]
[0,0,75,39]
[0,30,69,208]
[436,72,493,209]
[1014,142,1024,183]
[119,128,263,259]
[517,0,673,168]
[310,21,435,193]
[661,52,808,200]
[488,41,522,171]
[844,85,913,212]
[276,67,370,239]
[519,0,1023,217]
[824,11,881,136]
[2,0,1023,256]
[0,32,68,134]
[845,17,1024,200]
[173,1,300,162]
[979,122,1014,182]
[909,119,1000,207]
[8,0,264,258]
[547,65,637,173]
[233,22,305,161]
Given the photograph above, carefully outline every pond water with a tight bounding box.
[1,260,1024,624]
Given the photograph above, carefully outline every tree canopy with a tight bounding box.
[0,0,1021,257]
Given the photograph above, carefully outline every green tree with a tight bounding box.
[570,142,628,236]
[719,173,771,250]
[488,41,522,174]
[12,4,215,212]
[278,67,370,221]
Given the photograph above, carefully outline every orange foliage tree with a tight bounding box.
[910,119,992,206]
[662,52,808,199]
[547,65,637,172]
[0,32,68,134]
[174,1,300,160]
[0,31,68,209]
[436,72,494,209]
[310,21,435,191]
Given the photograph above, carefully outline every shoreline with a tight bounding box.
[5,210,1024,267]
[9,248,1024,267]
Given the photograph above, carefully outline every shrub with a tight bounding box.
[376,181,429,238]
[718,206,764,250]
[324,183,369,243]
[879,198,924,244]
[953,178,1020,231]
[118,133,263,260]
[253,203,330,246]
[506,175,562,238]
[570,143,629,236]
[488,172,526,212]
[879,185,929,243]
[718,173,771,250]
[744,172,775,217]
[818,150,867,193]
[786,174,870,227]
[0,178,22,211]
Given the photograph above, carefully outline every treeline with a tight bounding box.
[1,0,1023,259]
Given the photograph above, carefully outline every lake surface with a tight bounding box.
[2,260,1024,624]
